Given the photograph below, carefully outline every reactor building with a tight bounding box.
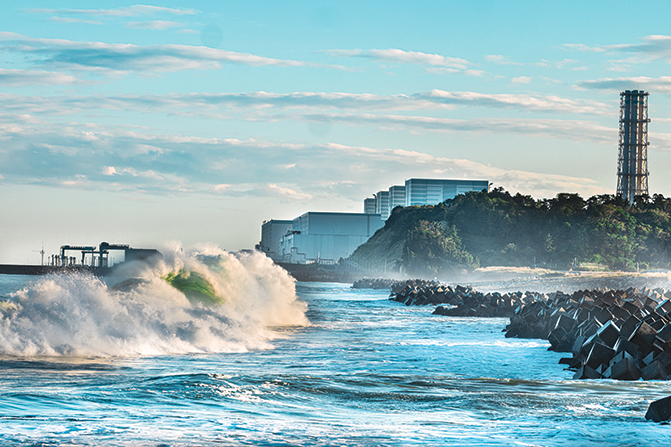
[617,90,650,204]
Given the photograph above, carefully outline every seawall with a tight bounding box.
[0,264,112,276]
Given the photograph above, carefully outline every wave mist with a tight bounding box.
[0,245,307,357]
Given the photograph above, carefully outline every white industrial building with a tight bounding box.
[388,185,406,216]
[404,178,489,206]
[258,219,293,261]
[262,178,488,265]
[364,178,489,220]
[363,197,376,214]
[374,190,390,220]
[278,212,384,264]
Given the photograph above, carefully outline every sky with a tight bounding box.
[2,1,671,264]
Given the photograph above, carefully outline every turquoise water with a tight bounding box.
[1,273,671,445]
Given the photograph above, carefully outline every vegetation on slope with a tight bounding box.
[349,188,671,275]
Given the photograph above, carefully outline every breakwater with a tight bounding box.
[0,264,110,276]
[384,278,542,318]
[504,286,671,381]
[358,278,671,382]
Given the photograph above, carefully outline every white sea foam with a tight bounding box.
[0,245,307,357]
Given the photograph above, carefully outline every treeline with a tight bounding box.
[348,188,671,275]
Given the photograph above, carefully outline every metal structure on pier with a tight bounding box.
[59,242,160,267]
[617,90,650,204]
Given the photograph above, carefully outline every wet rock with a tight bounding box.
[573,364,601,380]
[595,320,620,348]
[645,396,671,422]
[501,286,671,381]
[585,342,615,371]
[610,358,640,381]
[642,361,668,380]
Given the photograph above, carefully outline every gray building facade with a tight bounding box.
[363,197,376,214]
[259,219,293,261]
[405,178,489,206]
[374,190,390,220]
[279,212,384,264]
[388,185,406,217]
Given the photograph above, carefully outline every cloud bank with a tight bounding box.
[577,76,671,94]
[29,5,196,17]
[0,32,306,73]
[565,35,671,63]
[0,116,611,200]
[0,89,612,116]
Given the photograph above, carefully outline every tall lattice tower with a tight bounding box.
[617,90,650,204]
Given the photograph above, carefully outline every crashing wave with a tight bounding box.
[0,245,307,357]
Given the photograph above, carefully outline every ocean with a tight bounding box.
[0,249,670,446]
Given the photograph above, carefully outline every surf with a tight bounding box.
[0,245,308,357]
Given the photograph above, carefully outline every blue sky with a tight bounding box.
[2,1,671,263]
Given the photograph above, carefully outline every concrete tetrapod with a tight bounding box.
[645,396,671,422]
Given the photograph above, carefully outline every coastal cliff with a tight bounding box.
[349,188,671,276]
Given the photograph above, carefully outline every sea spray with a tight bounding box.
[0,246,307,357]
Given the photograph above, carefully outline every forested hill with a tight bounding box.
[348,188,671,275]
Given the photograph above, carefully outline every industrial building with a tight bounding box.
[258,219,293,261]
[58,242,161,267]
[363,197,376,214]
[388,185,406,215]
[264,178,488,265]
[363,178,489,220]
[278,212,384,264]
[404,178,489,206]
[374,190,390,220]
[617,90,650,204]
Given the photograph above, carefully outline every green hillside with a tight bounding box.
[349,188,671,276]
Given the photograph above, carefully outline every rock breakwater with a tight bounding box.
[361,277,671,381]
[385,279,543,317]
[504,286,671,380]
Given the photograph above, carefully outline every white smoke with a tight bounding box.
[0,246,308,357]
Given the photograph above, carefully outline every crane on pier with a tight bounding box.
[32,243,45,266]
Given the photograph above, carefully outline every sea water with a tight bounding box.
[0,251,670,445]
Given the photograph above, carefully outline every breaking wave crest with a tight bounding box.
[0,245,307,357]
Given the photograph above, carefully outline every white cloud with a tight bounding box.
[0,69,80,86]
[47,16,103,25]
[327,48,471,69]
[563,43,606,53]
[0,89,611,117]
[576,76,671,93]
[267,184,313,201]
[305,113,616,144]
[0,118,611,200]
[512,76,532,84]
[565,35,671,64]
[465,69,485,77]
[426,67,460,75]
[29,5,196,17]
[125,20,183,30]
[485,55,523,66]
[0,32,307,74]
[418,90,609,114]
